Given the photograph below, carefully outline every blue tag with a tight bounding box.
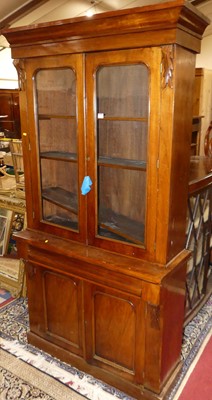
[81,176,93,195]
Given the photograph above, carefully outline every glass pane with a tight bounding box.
[98,167,146,244]
[97,64,148,118]
[39,119,77,155]
[36,69,76,116]
[43,201,78,230]
[98,120,147,162]
[35,68,78,230]
[41,159,78,229]
[96,64,149,245]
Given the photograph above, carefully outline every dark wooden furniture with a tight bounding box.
[185,156,212,322]
[191,116,203,155]
[0,89,21,138]
[192,68,212,156]
[204,121,212,157]
[3,1,209,399]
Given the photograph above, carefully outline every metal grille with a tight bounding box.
[185,186,212,317]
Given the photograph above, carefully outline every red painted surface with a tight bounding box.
[179,336,212,400]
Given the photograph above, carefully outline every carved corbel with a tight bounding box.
[148,303,161,330]
[13,59,26,91]
[161,45,174,89]
[26,261,37,279]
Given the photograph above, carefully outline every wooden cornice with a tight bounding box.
[0,0,210,31]
[2,0,210,48]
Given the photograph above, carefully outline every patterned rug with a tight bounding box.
[0,348,86,400]
[0,288,15,307]
[0,295,211,400]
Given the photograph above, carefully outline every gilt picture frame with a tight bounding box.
[0,209,13,256]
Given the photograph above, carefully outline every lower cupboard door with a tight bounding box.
[84,283,145,383]
[26,263,84,356]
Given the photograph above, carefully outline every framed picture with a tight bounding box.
[7,212,25,256]
[0,209,13,256]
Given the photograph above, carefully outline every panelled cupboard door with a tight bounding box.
[85,48,161,259]
[22,54,86,242]
[26,261,84,356]
[84,283,145,383]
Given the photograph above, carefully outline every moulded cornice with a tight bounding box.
[2,0,210,57]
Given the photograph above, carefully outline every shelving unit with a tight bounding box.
[3,1,209,399]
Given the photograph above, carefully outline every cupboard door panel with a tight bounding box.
[85,284,144,382]
[43,271,82,349]
[26,262,84,355]
[94,292,135,370]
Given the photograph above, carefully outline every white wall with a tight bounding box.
[196,34,212,69]
[0,48,18,89]
[195,34,212,155]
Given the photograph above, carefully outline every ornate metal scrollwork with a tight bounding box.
[13,59,26,91]
[161,45,174,89]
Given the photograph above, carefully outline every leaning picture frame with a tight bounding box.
[0,209,13,256]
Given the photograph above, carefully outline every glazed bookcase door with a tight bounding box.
[86,48,161,258]
[23,55,86,242]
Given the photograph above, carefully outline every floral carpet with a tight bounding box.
[0,348,86,400]
[0,288,15,307]
[0,295,211,400]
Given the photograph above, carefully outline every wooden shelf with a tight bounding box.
[38,114,75,120]
[98,116,148,122]
[98,156,146,170]
[99,208,144,244]
[42,187,78,214]
[45,215,78,229]
[41,151,77,162]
